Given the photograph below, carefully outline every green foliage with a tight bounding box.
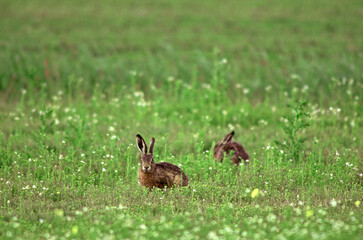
[275,100,310,161]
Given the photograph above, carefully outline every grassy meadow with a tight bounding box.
[0,0,362,239]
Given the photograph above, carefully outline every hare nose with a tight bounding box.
[144,166,150,170]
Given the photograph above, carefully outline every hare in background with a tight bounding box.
[136,134,189,189]
[214,131,249,165]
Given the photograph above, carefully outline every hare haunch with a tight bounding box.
[214,131,249,165]
[136,134,188,189]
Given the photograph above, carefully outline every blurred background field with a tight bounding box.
[1,0,362,101]
[0,0,362,239]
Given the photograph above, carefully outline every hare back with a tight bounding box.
[155,162,189,187]
[224,142,249,164]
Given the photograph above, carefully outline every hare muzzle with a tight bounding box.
[142,166,151,173]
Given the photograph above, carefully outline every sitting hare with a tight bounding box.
[136,134,188,189]
[214,131,249,165]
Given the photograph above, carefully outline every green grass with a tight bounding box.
[0,0,362,239]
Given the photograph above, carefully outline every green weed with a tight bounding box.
[275,100,310,161]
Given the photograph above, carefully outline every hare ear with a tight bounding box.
[149,137,155,155]
[136,134,147,155]
[221,131,234,144]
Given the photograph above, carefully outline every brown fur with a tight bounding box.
[214,131,249,165]
[136,134,189,189]
[138,162,188,189]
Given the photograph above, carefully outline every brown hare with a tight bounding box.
[214,131,249,165]
[136,134,188,189]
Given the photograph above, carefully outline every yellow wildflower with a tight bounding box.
[251,189,259,198]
